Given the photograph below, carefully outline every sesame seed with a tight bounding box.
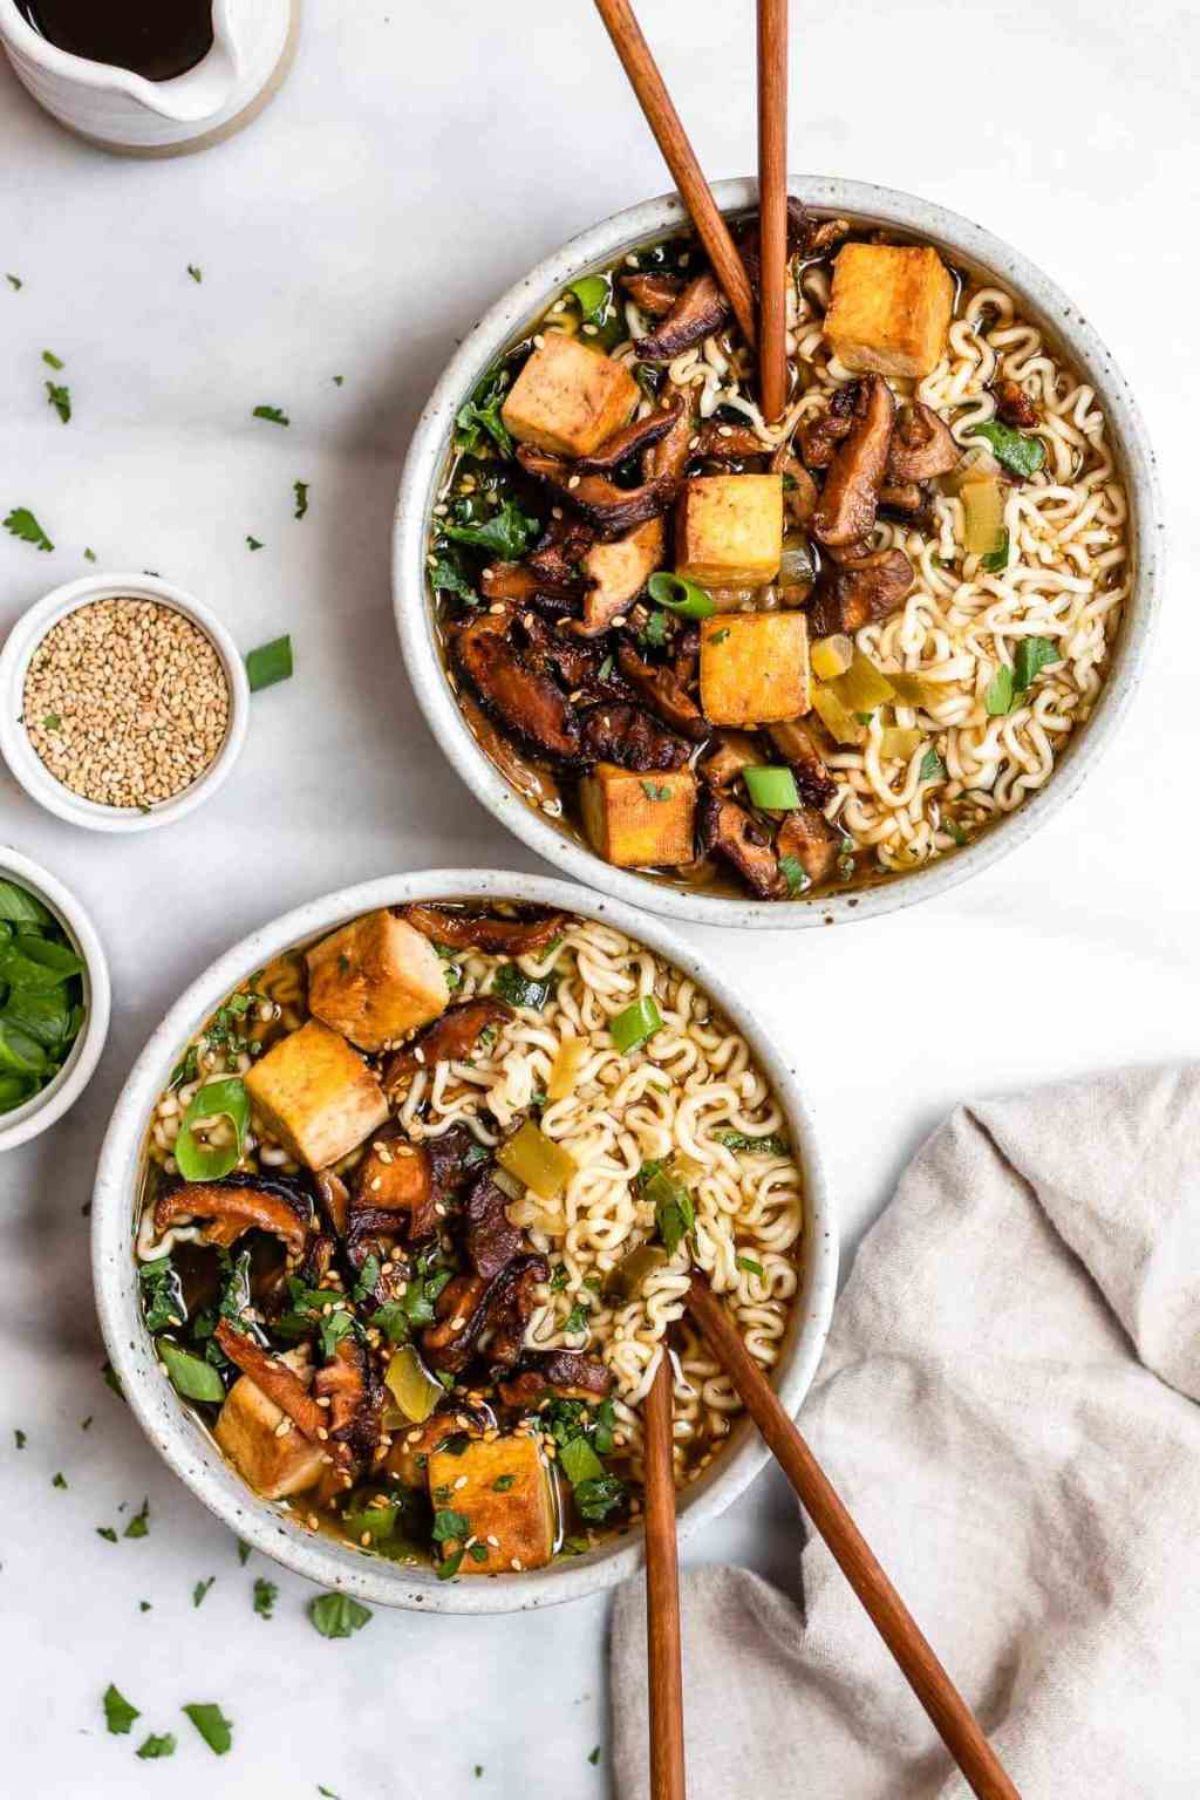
[486,1534,500,1547]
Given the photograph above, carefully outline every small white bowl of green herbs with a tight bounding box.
[0,847,110,1151]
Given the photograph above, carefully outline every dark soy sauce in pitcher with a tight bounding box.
[16,1,215,83]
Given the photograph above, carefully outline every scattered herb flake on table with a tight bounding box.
[331,375,344,386]
[293,480,309,519]
[246,535,264,551]
[252,404,289,426]
[46,385,72,422]
[6,273,22,290]
[236,1538,252,1565]
[13,1428,25,1448]
[308,1592,372,1639]
[187,265,203,283]
[124,1497,150,1538]
[41,349,64,370]
[588,1746,602,1765]
[252,1577,277,1619]
[4,506,53,551]
[97,1526,117,1542]
[193,1576,215,1607]
[137,1733,176,1760]
[182,1702,234,1755]
[52,1471,66,1489]
[103,1685,140,1736]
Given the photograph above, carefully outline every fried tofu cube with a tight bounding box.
[427,1434,555,1574]
[699,613,811,726]
[674,474,783,587]
[307,910,449,1053]
[501,333,638,459]
[215,1375,325,1501]
[580,763,697,868]
[823,243,954,379]
[245,1020,388,1169]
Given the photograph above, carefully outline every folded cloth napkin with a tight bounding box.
[611,1066,1200,1798]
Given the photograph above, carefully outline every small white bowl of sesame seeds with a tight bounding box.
[0,572,250,832]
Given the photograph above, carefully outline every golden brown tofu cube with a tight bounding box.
[307,911,449,1054]
[674,474,783,587]
[214,1375,325,1501]
[501,333,638,459]
[245,1020,389,1169]
[699,613,811,727]
[427,1434,555,1574]
[824,243,954,380]
[580,763,697,868]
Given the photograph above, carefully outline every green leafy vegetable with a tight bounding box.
[97,1526,117,1541]
[492,962,556,1010]
[182,1702,234,1755]
[236,1539,252,1566]
[4,506,53,552]
[980,529,1010,573]
[246,535,264,551]
[455,369,513,459]
[717,1129,789,1155]
[139,1258,185,1333]
[559,1435,605,1486]
[984,665,1014,717]
[137,1733,176,1760]
[573,1476,628,1524]
[103,1685,140,1736]
[639,610,670,650]
[429,554,478,604]
[174,1076,249,1181]
[193,1577,214,1607]
[589,1747,602,1766]
[124,1497,150,1539]
[45,381,71,424]
[252,404,289,426]
[1013,635,1059,692]
[610,995,663,1055]
[644,1167,695,1256]
[14,1428,25,1449]
[6,274,22,291]
[778,855,809,896]
[308,1593,373,1639]
[253,1577,278,1618]
[52,1471,67,1488]
[158,1337,226,1403]
[443,498,538,561]
[0,881,52,927]
[919,747,946,782]
[432,1508,469,1544]
[293,480,309,520]
[246,635,293,692]
[969,420,1045,478]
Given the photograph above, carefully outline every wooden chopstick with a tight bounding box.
[593,0,757,349]
[756,0,789,421]
[643,1348,687,1799]
[686,1274,1022,1800]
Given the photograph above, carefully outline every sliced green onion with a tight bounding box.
[743,765,799,811]
[568,275,610,323]
[342,1498,399,1542]
[245,635,293,692]
[646,572,716,619]
[157,1338,225,1403]
[174,1077,249,1182]
[610,995,664,1055]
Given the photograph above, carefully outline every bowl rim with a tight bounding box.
[0,571,251,834]
[0,844,110,1151]
[91,867,837,1613]
[393,173,1164,929]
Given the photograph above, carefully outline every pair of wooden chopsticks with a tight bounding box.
[593,0,789,422]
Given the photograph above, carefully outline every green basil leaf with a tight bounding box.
[969,420,1046,478]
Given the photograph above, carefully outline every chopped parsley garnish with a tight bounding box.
[4,506,53,552]
[779,855,809,896]
[182,1702,234,1755]
[1013,635,1059,692]
[253,1577,278,1619]
[96,1526,117,1543]
[640,780,671,801]
[42,349,64,370]
[639,609,670,649]
[52,1471,66,1489]
[293,480,309,519]
[919,747,946,782]
[5,274,22,291]
[252,404,289,426]
[308,1593,372,1639]
[246,535,264,551]
[188,264,203,283]
[45,381,70,423]
[562,1301,590,1337]
[969,419,1045,478]
[442,497,538,561]
[432,1508,469,1544]
[454,368,514,459]
[492,1474,516,1492]
[193,1577,214,1607]
[103,1685,140,1736]
[137,1733,176,1760]
[589,1746,602,1766]
[13,1428,25,1449]
[124,1497,150,1539]
[492,962,555,1010]
[717,1129,789,1155]
[983,665,1014,716]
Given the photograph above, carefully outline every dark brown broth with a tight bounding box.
[18,0,214,82]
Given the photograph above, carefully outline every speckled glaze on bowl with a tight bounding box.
[92,870,836,1613]
[394,176,1163,929]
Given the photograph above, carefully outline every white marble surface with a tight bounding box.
[0,2,1194,1793]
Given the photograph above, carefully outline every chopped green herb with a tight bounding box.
[640,780,671,801]
[436,1547,465,1580]
[124,1497,150,1539]
[52,1471,66,1489]
[492,1474,516,1492]
[1013,635,1059,692]
[709,626,730,644]
[188,264,203,283]
[42,349,64,370]
[919,747,946,782]
[947,820,969,847]
[42,712,61,731]
[432,1508,469,1544]
[984,665,1014,716]
[83,547,96,561]
[736,1254,765,1276]
[45,381,71,423]
[574,1475,628,1524]
[443,497,537,561]
[332,375,344,386]
[779,855,809,896]
[97,1526,117,1542]
[568,274,611,324]
[4,507,53,552]
[429,554,477,604]
[245,634,293,692]
[103,1685,140,1736]
[469,1543,490,1564]
[562,1301,589,1337]
[559,1435,605,1486]
[252,404,289,426]
[5,274,22,291]
[137,1733,176,1760]
[253,1577,278,1619]
[969,419,1045,478]
[717,1129,789,1154]
[182,1702,234,1755]
[308,1593,372,1639]
[492,962,555,1010]
[193,1577,214,1607]
[980,529,1010,573]
[236,1539,252,1566]
[139,1256,185,1333]
[13,1428,25,1449]
[102,1359,124,1400]
[293,480,309,520]
[246,535,264,551]
[639,610,670,649]
[455,368,513,459]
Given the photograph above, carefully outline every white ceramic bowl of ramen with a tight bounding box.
[91,869,836,1613]
[394,175,1162,928]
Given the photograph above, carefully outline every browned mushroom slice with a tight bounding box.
[574,396,684,474]
[771,444,819,528]
[154,1175,313,1260]
[615,641,708,742]
[804,216,851,255]
[620,271,683,318]
[425,1123,490,1206]
[400,906,567,956]
[633,271,730,361]
[574,518,665,639]
[796,382,858,470]
[776,807,840,886]
[699,730,762,790]
[993,378,1038,429]
[646,389,697,483]
[463,1168,525,1279]
[452,611,582,762]
[520,614,630,701]
[480,564,551,605]
[886,402,959,483]
[809,548,914,637]
[314,1169,350,1237]
[878,480,926,516]
[766,719,838,809]
[214,1318,328,1443]
[497,1350,614,1408]
[460,692,562,811]
[315,1334,382,1468]
[515,445,679,541]
[813,374,895,547]
[422,1253,549,1375]
[384,999,512,1090]
[693,419,768,462]
[524,515,595,589]
[580,702,690,772]
[699,791,786,900]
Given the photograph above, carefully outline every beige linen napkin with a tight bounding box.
[611,1066,1200,1797]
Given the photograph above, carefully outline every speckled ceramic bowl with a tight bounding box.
[394,176,1163,928]
[91,869,836,1614]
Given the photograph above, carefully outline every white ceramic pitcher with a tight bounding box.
[0,0,298,155]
